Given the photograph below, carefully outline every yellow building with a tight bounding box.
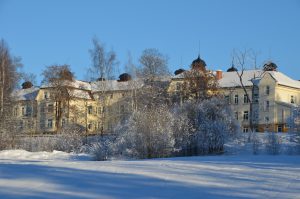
[169,60,300,132]
[12,78,142,135]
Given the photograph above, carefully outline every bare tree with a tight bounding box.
[87,37,118,81]
[232,49,263,132]
[139,48,169,81]
[20,72,37,86]
[42,64,75,132]
[125,52,138,79]
[0,39,22,148]
[86,37,120,134]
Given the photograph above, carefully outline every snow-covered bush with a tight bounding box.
[16,124,85,153]
[0,132,15,150]
[171,108,195,156]
[17,136,58,152]
[88,135,116,161]
[252,132,260,155]
[114,104,175,159]
[55,124,85,152]
[173,97,239,155]
[265,132,281,155]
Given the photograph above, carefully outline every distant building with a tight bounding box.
[12,78,142,134]
[168,57,299,132]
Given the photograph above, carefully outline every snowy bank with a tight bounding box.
[1,150,300,199]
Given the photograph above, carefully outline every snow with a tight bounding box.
[41,80,92,90]
[68,89,92,100]
[1,150,300,199]
[91,79,144,92]
[12,87,39,101]
[218,70,264,88]
[218,70,300,89]
[269,71,300,89]
[172,69,300,90]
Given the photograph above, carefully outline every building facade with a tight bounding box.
[168,59,300,132]
[12,78,141,135]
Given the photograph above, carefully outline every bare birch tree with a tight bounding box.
[87,37,118,81]
[87,37,119,134]
[0,39,22,148]
[138,48,169,81]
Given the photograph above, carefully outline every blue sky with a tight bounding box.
[0,0,299,84]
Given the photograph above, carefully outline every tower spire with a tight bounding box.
[198,40,201,58]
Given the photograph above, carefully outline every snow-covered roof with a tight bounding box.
[218,70,264,88]
[172,69,300,89]
[41,80,91,90]
[218,70,300,89]
[91,80,144,92]
[268,71,300,89]
[12,87,39,101]
[68,89,92,100]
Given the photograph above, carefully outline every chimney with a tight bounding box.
[216,70,223,80]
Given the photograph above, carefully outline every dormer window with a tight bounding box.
[176,83,182,91]
[44,92,49,99]
[266,86,270,95]
[291,96,295,104]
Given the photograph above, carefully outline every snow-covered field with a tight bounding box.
[0,150,300,199]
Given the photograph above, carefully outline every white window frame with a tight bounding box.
[234,95,239,104]
[47,119,53,128]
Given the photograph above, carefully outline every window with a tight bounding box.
[278,125,283,132]
[44,92,49,99]
[235,112,238,120]
[19,120,24,129]
[291,96,295,104]
[47,119,53,128]
[110,94,113,99]
[176,83,181,91]
[22,107,25,116]
[120,105,125,113]
[234,95,239,104]
[243,127,249,133]
[25,106,32,116]
[225,95,230,104]
[87,106,93,114]
[264,101,270,111]
[244,94,249,103]
[98,107,102,115]
[243,111,249,120]
[13,107,18,116]
[266,86,270,95]
[88,123,92,130]
[265,116,270,123]
[48,104,54,113]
